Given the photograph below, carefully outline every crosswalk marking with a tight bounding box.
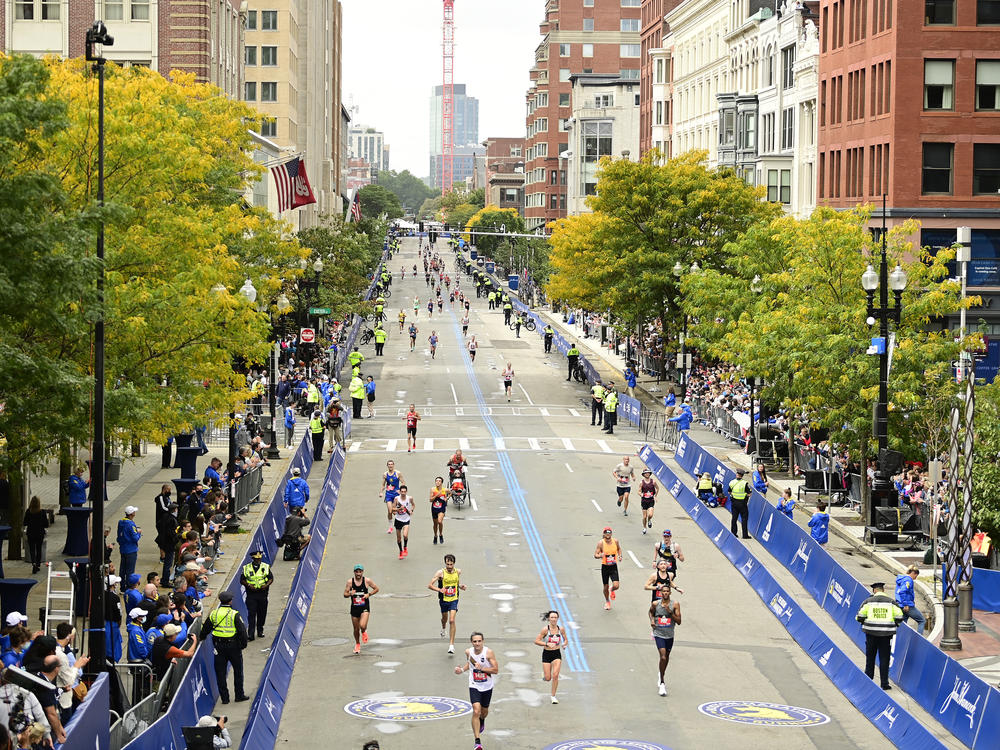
[386,439,397,453]
[539,408,549,416]
[596,440,612,453]
[562,438,574,451]
[349,442,361,452]
[338,436,636,455]
[459,438,470,450]
[494,437,505,451]
[569,409,581,417]
[528,438,540,451]
[424,438,434,451]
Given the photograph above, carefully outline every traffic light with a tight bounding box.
[419,221,425,233]
[444,223,450,232]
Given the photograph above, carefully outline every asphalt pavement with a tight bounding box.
[273,237,951,750]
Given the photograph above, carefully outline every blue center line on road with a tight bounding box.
[445,301,590,673]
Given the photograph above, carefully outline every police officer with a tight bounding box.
[373,299,385,324]
[310,409,325,460]
[373,325,387,356]
[590,379,605,427]
[348,346,365,371]
[856,582,903,690]
[305,378,320,416]
[728,469,751,539]
[543,324,554,353]
[241,550,274,641]
[350,373,365,419]
[603,383,619,434]
[205,591,249,704]
[502,298,513,325]
[566,343,580,381]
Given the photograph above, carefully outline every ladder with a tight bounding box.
[43,562,75,634]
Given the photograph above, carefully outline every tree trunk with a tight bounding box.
[58,441,71,508]
[8,463,24,560]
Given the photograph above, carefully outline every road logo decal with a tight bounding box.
[698,700,830,726]
[543,741,672,750]
[344,696,472,721]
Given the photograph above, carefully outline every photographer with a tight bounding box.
[195,715,231,748]
[0,672,49,749]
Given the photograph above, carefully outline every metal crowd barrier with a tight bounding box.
[233,465,264,515]
[637,405,680,451]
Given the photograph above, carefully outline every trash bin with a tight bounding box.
[107,457,122,482]
[485,261,495,274]
[508,274,520,291]
[470,249,478,260]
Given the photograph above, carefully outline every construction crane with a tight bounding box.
[441,0,455,193]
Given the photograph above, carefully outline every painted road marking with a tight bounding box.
[423,438,434,451]
[450,383,459,404]
[697,701,830,727]
[627,550,643,568]
[344,696,472,722]
[519,383,534,404]
[569,408,581,417]
[386,439,397,453]
[596,439,613,453]
[528,438,540,451]
[471,497,478,511]
[459,438,470,450]
[349,442,361,452]
[456,407,464,416]
[540,407,550,416]
[562,438,574,451]
[591,499,603,513]
[565,463,574,473]
[494,437,506,451]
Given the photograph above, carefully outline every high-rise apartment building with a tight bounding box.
[1,0,244,98]
[243,0,345,225]
[482,136,525,214]
[524,0,641,230]
[349,125,390,173]
[639,0,680,157]
[429,83,480,189]
[817,0,1000,330]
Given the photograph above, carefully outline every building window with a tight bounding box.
[131,0,149,20]
[103,0,123,20]
[244,81,257,100]
[767,170,779,202]
[924,59,955,110]
[583,18,594,31]
[764,47,775,87]
[780,169,791,204]
[262,46,278,66]
[655,101,664,125]
[246,10,257,29]
[261,119,277,138]
[550,170,558,185]
[781,46,796,89]
[977,61,1000,110]
[595,94,614,107]
[738,112,756,150]
[584,0,594,5]
[583,120,613,195]
[559,69,571,82]
[781,107,794,149]
[979,0,1000,24]
[655,58,665,84]
[974,144,1000,194]
[621,18,640,32]
[14,0,34,19]
[720,110,735,146]
[620,69,639,80]
[560,43,571,57]
[621,0,641,5]
[261,82,278,102]
[245,46,257,66]
[925,0,956,23]
[620,44,641,58]
[561,193,567,210]
[550,193,559,209]
[922,142,953,194]
[40,0,59,19]
[559,93,570,107]
[583,43,594,57]
[559,118,570,131]
[261,10,278,30]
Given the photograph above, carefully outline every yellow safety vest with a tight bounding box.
[591,385,605,401]
[567,347,580,357]
[243,562,271,589]
[856,594,903,635]
[310,417,323,434]
[604,392,618,412]
[350,378,365,399]
[209,606,237,638]
[697,477,713,491]
[306,384,319,403]
[348,352,364,366]
[374,329,387,343]
[729,479,750,500]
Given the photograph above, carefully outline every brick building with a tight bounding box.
[817,0,1000,330]
[639,0,679,157]
[482,136,525,215]
[524,0,641,230]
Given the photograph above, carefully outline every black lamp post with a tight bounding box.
[85,19,113,671]
[672,260,700,397]
[266,292,291,460]
[861,196,908,526]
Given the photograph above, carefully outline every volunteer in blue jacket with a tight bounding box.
[124,573,143,611]
[283,403,297,449]
[752,462,769,495]
[67,466,89,507]
[116,506,142,580]
[126,608,151,663]
[667,403,693,431]
[284,467,310,510]
[895,565,926,635]
[624,364,638,397]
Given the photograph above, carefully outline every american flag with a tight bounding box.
[270,156,316,212]
[350,191,362,222]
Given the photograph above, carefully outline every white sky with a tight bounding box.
[342,0,541,178]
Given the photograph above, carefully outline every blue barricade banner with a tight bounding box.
[60,673,110,750]
[638,444,948,750]
[971,567,1000,613]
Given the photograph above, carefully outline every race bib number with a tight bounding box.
[547,636,560,646]
[472,669,488,683]
[352,595,365,606]
[445,586,457,596]
[657,616,672,626]
[654,589,664,599]
[605,555,618,564]
[433,500,444,509]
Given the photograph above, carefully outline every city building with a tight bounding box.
[524,0,642,230]
[346,157,372,192]
[816,0,1000,330]
[565,73,640,215]
[430,144,485,191]
[482,136,526,215]
[349,124,390,173]
[639,0,681,157]
[243,0,345,226]
[1,0,244,98]
[248,129,284,216]
[429,83,480,189]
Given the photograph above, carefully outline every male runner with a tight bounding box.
[461,313,470,337]
[391,485,414,559]
[468,335,478,362]
[380,460,404,534]
[644,558,684,601]
[344,564,379,654]
[454,632,499,750]
[638,468,658,533]
[612,456,635,516]
[501,362,514,402]
[594,527,622,610]
[408,322,419,352]
[398,310,406,332]
[652,530,685,581]
[430,476,448,544]
[428,554,467,653]
[428,331,439,359]
[404,404,421,452]
[649,584,681,695]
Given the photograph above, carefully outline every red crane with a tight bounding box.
[441,0,455,193]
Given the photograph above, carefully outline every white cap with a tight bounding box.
[106,575,122,586]
[125,506,138,515]
[292,467,301,476]
[5,612,27,627]
[128,607,147,620]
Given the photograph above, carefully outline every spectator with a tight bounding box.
[67,466,89,508]
[280,507,312,559]
[326,398,346,451]
[136,584,160,620]
[156,502,180,583]
[752,462,769,495]
[0,675,49,747]
[20,636,57,675]
[777,488,795,520]
[809,502,830,546]
[126,609,150,663]
[1,627,31,668]
[105,575,123,663]
[233,416,251,452]
[116,507,141,580]
[124,574,143,611]
[204,459,224,488]
[895,565,927,636]
[150,624,196,681]
[668,403,693,432]
[284,468,309,511]
[624,364,637,398]
[23,496,48,575]
[30,656,65,744]
[54,624,88,725]
[153,484,173,527]
[196,715,232,749]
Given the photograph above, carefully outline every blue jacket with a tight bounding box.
[668,405,692,431]
[204,465,223,485]
[895,574,916,607]
[365,381,376,396]
[777,496,795,520]
[68,475,89,506]
[276,380,291,402]
[752,470,768,494]
[127,622,150,660]
[0,649,21,668]
[808,511,830,544]
[624,368,637,388]
[664,392,676,407]
[284,476,310,508]
[145,626,164,648]
[117,518,141,554]
[284,406,296,429]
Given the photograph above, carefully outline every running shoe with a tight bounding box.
[475,744,483,750]
[362,632,369,644]
[642,528,647,535]
[617,499,622,507]
[610,590,616,600]
[398,552,405,559]
[658,683,667,696]
[353,644,361,654]
[441,629,447,638]
[433,537,438,545]
[648,520,653,528]
[439,536,444,544]
[448,644,455,654]
[550,696,559,704]
[623,510,628,516]
[604,602,611,610]
[403,548,409,557]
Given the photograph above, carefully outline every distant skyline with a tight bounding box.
[341,0,540,178]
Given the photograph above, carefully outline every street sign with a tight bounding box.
[300,328,315,343]
[309,307,332,315]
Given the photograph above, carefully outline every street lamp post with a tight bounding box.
[228,279,259,507]
[266,292,291,461]
[672,261,700,398]
[85,20,114,670]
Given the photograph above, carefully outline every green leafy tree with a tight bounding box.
[377,169,437,213]
[467,207,524,257]
[466,187,485,209]
[358,184,403,220]
[972,381,1000,545]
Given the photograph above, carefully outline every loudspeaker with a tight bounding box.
[803,470,829,491]
[873,506,919,532]
[879,449,905,476]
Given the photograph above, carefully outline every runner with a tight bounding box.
[344,564,379,655]
[428,331,439,359]
[644,558,684,601]
[391,485,414,559]
[652,529,684,582]
[468,335,478,362]
[408,322,419,352]
[404,404,421,452]
[430,476,448,544]
[639,468,658,533]
[612,456,635,517]
[427,299,434,317]
[461,312,470,337]
[379,460,404,534]
[413,296,420,318]
[649,583,681,696]
[428,554,467,653]
[501,362,514,402]
[398,309,406,332]
[454,632,499,750]
[594,526,622,610]
[533,610,567,704]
